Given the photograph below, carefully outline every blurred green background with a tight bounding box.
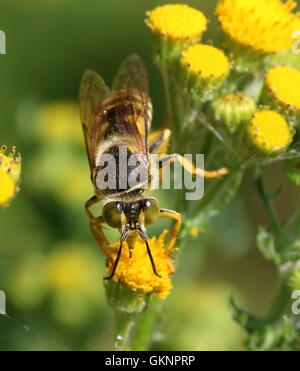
[0,0,299,350]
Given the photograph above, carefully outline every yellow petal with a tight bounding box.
[146,4,207,41]
[216,0,300,53]
[0,169,15,206]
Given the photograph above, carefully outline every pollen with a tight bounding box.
[146,4,207,41]
[215,0,300,53]
[265,66,300,112]
[247,110,292,154]
[107,231,175,299]
[181,44,230,81]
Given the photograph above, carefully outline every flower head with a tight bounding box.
[265,66,300,112]
[146,4,207,42]
[247,110,292,154]
[107,231,175,300]
[180,44,230,100]
[181,44,230,82]
[216,0,300,54]
[0,146,21,207]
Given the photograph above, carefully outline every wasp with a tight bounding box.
[79,55,227,279]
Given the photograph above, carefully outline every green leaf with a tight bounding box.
[256,226,282,266]
[230,297,300,350]
[229,297,265,333]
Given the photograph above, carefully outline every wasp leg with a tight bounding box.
[85,196,112,256]
[149,128,171,155]
[159,154,228,179]
[159,208,182,250]
[145,239,161,277]
[103,240,124,280]
[149,128,228,178]
[85,195,99,220]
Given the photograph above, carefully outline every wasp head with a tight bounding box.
[103,198,160,241]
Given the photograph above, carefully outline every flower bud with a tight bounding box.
[211,92,257,133]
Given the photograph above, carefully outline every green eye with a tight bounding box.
[103,202,122,229]
[143,199,160,225]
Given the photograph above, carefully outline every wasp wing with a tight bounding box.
[111,54,151,154]
[79,69,110,171]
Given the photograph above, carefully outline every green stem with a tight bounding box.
[131,298,163,351]
[160,65,172,122]
[255,167,290,319]
[267,278,292,323]
[201,130,214,159]
[255,167,281,236]
[160,63,190,152]
[114,312,136,351]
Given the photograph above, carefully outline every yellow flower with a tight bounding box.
[247,110,292,154]
[216,0,300,54]
[146,4,207,41]
[36,102,84,145]
[265,66,300,112]
[180,44,230,100]
[0,146,21,207]
[107,231,175,300]
[181,44,230,81]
